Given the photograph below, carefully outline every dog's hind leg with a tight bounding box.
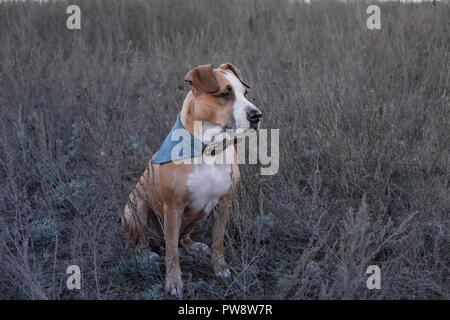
[121,193,160,261]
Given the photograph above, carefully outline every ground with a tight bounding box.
[0,0,448,299]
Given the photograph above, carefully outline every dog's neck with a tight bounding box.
[180,91,222,146]
[180,91,238,158]
[180,91,197,139]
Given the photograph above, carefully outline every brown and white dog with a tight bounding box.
[121,63,262,297]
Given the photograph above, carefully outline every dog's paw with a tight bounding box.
[136,249,159,264]
[216,268,231,278]
[165,275,183,298]
[186,241,212,257]
[214,264,231,278]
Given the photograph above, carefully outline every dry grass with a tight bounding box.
[0,0,449,299]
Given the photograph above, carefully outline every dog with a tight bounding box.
[121,63,262,297]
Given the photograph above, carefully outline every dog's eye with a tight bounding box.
[244,89,249,97]
[217,90,232,100]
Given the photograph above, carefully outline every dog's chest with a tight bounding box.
[186,162,232,214]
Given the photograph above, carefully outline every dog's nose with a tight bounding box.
[246,108,262,124]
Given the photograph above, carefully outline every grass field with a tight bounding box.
[0,0,449,299]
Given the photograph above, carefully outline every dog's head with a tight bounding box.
[184,63,262,141]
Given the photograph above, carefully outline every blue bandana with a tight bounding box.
[152,113,207,164]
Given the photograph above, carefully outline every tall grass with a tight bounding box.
[0,0,448,299]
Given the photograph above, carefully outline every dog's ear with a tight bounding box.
[219,63,250,88]
[184,64,220,94]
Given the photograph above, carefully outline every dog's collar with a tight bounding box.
[204,130,253,154]
[152,113,253,164]
[152,113,206,164]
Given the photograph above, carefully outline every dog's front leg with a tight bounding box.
[163,203,183,297]
[211,198,231,278]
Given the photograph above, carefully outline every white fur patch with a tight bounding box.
[187,154,232,213]
[223,71,256,130]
